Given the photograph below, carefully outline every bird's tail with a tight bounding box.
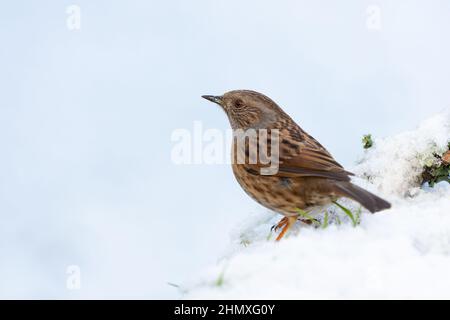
[333,181,391,213]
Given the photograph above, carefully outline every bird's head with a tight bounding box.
[202,90,290,129]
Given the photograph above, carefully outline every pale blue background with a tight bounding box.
[1,0,449,298]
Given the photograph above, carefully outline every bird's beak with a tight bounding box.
[202,95,223,105]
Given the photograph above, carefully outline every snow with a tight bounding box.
[354,111,450,196]
[183,111,450,299]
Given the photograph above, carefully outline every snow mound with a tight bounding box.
[184,111,450,299]
[354,111,450,196]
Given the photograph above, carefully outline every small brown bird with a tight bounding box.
[202,90,391,240]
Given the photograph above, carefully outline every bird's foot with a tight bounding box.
[271,216,320,240]
[273,216,297,241]
[271,217,318,229]
[271,217,288,232]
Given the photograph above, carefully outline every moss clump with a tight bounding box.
[362,134,373,149]
[422,145,450,187]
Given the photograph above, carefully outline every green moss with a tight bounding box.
[362,134,373,149]
[422,144,450,187]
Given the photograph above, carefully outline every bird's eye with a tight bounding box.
[234,99,244,108]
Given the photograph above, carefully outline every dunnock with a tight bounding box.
[202,90,391,240]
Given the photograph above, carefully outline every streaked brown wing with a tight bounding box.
[277,145,353,181]
[242,131,353,181]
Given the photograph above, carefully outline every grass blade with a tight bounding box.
[322,212,329,229]
[333,201,357,227]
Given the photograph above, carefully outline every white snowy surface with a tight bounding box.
[184,112,450,299]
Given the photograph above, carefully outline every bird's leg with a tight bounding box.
[299,219,313,225]
[298,218,320,225]
[275,216,297,241]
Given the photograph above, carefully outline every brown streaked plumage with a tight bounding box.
[202,90,391,240]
